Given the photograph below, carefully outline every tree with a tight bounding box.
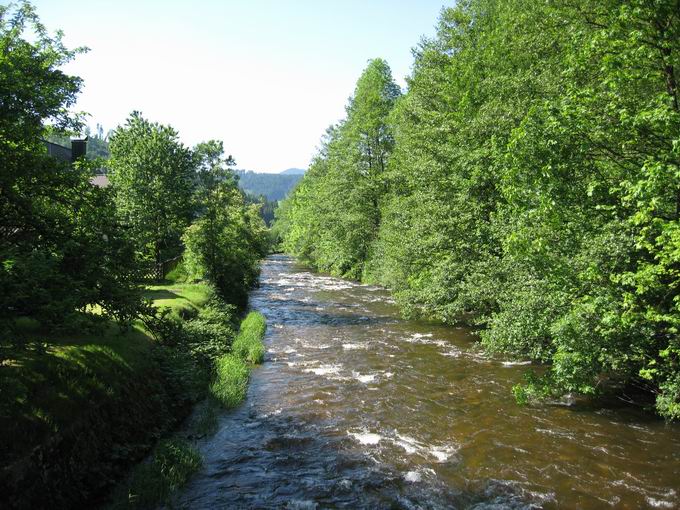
[183,142,268,306]
[0,2,141,336]
[278,59,401,279]
[109,112,195,273]
[277,0,680,419]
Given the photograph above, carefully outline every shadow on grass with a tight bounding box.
[142,289,182,301]
[0,325,150,467]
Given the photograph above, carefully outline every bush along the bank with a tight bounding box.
[107,300,267,507]
[108,439,201,510]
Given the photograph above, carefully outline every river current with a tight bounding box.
[176,255,680,509]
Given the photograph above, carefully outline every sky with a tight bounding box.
[32,1,448,172]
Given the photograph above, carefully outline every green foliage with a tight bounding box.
[110,439,201,509]
[1,323,151,465]
[278,59,400,279]
[183,141,269,305]
[0,2,143,340]
[164,259,189,283]
[235,169,303,201]
[0,3,267,505]
[245,192,278,227]
[0,319,206,508]
[108,112,195,267]
[277,0,680,419]
[142,288,237,370]
[188,399,220,437]
[232,311,266,363]
[143,281,212,320]
[210,354,250,408]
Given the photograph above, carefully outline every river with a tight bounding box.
[176,255,680,509]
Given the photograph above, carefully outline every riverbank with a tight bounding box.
[108,309,266,509]
[169,255,680,509]
[0,281,266,509]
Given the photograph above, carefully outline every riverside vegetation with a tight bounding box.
[276,0,680,420]
[3,0,680,507]
[0,3,267,508]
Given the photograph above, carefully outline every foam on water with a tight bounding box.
[404,333,449,348]
[430,444,458,462]
[395,434,420,454]
[353,372,377,384]
[501,360,532,367]
[342,343,367,350]
[404,471,421,483]
[348,431,383,445]
[441,348,462,357]
[303,364,342,376]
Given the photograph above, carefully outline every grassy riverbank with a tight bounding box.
[106,308,266,509]
[1,278,267,509]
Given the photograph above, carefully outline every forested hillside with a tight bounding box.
[280,167,306,175]
[235,169,303,201]
[276,0,680,419]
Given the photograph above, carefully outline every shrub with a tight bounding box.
[142,295,236,370]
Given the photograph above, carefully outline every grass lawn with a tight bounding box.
[0,321,155,466]
[142,282,213,320]
[0,281,212,484]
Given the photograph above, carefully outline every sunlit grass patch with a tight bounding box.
[143,282,213,320]
[231,311,266,364]
[210,354,250,408]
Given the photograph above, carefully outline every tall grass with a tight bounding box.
[109,439,201,509]
[231,311,266,364]
[210,354,250,408]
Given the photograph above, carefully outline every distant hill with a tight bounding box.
[234,170,303,202]
[280,167,306,175]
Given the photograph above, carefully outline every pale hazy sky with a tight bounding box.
[32,1,447,172]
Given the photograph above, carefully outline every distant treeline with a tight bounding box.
[235,169,303,202]
[276,0,680,419]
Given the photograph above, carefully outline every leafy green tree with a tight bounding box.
[183,143,268,306]
[109,112,195,273]
[0,2,141,336]
[498,0,680,418]
[278,0,680,419]
[279,59,400,279]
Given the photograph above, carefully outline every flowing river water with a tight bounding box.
[176,255,680,509]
